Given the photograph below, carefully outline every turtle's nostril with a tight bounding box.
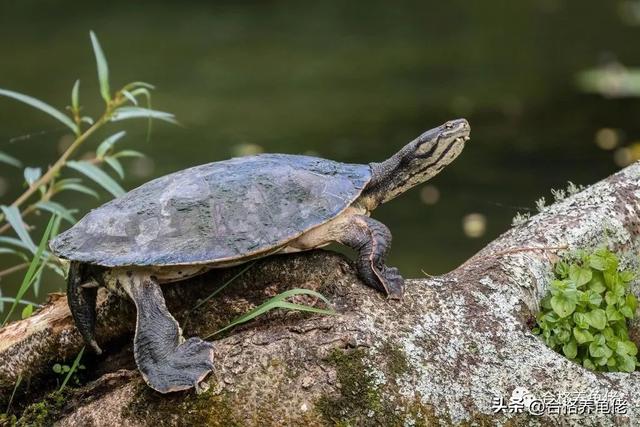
[445,122,454,129]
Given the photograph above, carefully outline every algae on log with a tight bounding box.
[2,163,640,426]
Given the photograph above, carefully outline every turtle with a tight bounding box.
[50,118,470,393]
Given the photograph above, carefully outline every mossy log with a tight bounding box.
[2,163,640,426]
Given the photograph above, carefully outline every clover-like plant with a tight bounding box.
[533,248,638,372]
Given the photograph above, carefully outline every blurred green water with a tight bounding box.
[1,0,639,309]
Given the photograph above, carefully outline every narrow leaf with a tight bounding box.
[55,178,99,199]
[110,106,178,124]
[36,201,77,224]
[124,81,156,90]
[2,214,56,325]
[113,149,145,159]
[71,79,80,112]
[0,88,78,133]
[206,288,334,338]
[66,160,124,197]
[89,31,110,103]
[104,156,125,179]
[60,347,85,391]
[0,205,36,253]
[0,151,22,168]
[121,90,138,105]
[96,131,126,158]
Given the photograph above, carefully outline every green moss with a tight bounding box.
[15,391,66,427]
[123,383,241,426]
[316,348,402,426]
[381,341,409,378]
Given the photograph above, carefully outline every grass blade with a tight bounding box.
[0,205,36,253]
[66,160,125,197]
[0,151,22,168]
[36,201,77,224]
[2,214,57,325]
[0,88,78,133]
[110,106,178,124]
[6,374,22,414]
[192,260,258,312]
[96,131,126,158]
[60,347,85,391]
[90,31,110,103]
[205,288,335,338]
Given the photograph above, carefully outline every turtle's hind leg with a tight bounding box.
[67,261,102,354]
[120,272,215,393]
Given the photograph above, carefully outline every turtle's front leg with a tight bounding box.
[337,214,404,299]
[120,272,215,393]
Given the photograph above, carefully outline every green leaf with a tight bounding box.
[555,261,569,278]
[617,354,636,372]
[588,272,606,293]
[110,106,178,124]
[2,214,56,325]
[0,205,36,253]
[90,31,110,103]
[206,288,335,338]
[0,151,22,168]
[60,347,84,391]
[54,178,99,199]
[121,90,137,105]
[586,290,602,307]
[573,312,589,329]
[123,81,156,90]
[617,340,638,356]
[584,308,607,330]
[562,339,578,359]
[0,88,78,133]
[96,131,126,158]
[71,79,80,112]
[23,167,42,187]
[583,358,596,370]
[104,157,124,179]
[620,304,634,319]
[569,264,592,287]
[21,304,33,319]
[113,149,145,159]
[35,201,77,224]
[573,327,594,344]
[620,270,635,283]
[626,293,637,312]
[52,363,62,374]
[604,270,618,288]
[66,160,125,197]
[551,294,576,318]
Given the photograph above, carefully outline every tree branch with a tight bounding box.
[2,163,640,426]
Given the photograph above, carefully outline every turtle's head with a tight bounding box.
[364,119,470,207]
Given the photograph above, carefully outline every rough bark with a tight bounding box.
[2,163,640,426]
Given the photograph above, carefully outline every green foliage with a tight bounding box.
[53,347,86,391]
[0,31,175,321]
[206,288,335,338]
[1,215,57,326]
[533,248,639,372]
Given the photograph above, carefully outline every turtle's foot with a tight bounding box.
[121,273,215,393]
[380,266,404,300]
[138,337,215,394]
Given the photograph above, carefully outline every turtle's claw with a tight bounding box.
[139,337,215,394]
[382,266,405,300]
